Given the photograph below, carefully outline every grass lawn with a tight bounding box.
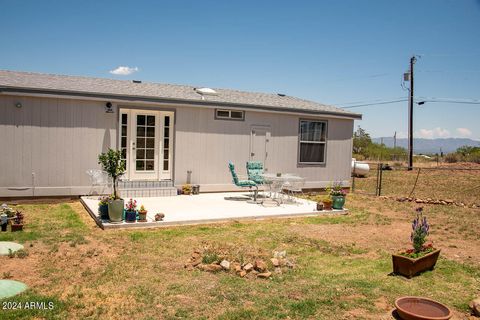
[1,195,479,319]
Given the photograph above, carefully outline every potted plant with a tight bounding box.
[98,149,126,223]
[1,212,8,232]
[392,207,440,278]
[329,182,347,210]
[313,195,324,211]
[322,196,333,210]
[11,210,24,232]
[138,204,148,222]
[125,198,137,223]
[98,196,110,220]
[182,184,192,195]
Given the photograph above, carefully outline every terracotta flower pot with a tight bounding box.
[138,211,147,222]
[392,249,440,278]
[323,201,332,211]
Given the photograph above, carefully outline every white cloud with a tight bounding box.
[417,127,450,139]
[456,127,472,137]
[109,66,139,75]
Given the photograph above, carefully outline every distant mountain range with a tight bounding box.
[372,137,480,154]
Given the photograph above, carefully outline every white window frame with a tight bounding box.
[298,119,328,165]
[214,109,245,121]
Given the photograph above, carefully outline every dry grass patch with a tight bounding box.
[0,198,479,319]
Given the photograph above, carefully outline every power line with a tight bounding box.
[335,97,407,106]
[417,97,480,104]
[342,99,407,109]
[341,97,480,109]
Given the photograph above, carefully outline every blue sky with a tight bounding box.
[1,0,479,140]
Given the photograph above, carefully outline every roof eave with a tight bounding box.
[0,86,363,120]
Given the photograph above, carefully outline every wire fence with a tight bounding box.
[352,163,480,207]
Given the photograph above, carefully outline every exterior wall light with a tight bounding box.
[105,102,114,113]
[15,102,22,108]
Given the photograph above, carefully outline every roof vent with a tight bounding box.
[194,87,217,100]
[277,93,286,97]
[194,87,217,95]
[132,80,142,84]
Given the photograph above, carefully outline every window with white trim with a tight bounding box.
[215,109,245,121]
[299,120,327,164]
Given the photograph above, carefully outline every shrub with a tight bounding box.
[98,149,126,199]
[444,153,460,163]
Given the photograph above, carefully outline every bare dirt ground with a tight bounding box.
[290,204,480,266]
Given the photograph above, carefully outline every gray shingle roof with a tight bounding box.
[0,70,361,119]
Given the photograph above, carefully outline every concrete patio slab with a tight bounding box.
[80,192,348,229]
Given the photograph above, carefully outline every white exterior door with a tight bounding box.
[250,126,270,171]
[119,109,174,181]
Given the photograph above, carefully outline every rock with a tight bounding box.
[470,298,480,316]
[220,260,230,270]
[254,259,267,272]
[191,258,202,267]
[192,251,201,259]
[273,250,287,259]
[257,272,272,279]
[396,197,407,202]
[444,199,454,204]
[232,262,242,272]
[270,258,280,267]
[201,264,223,272]
[440,201,447,205]
[285,260,294,269]
[415,199,424,203]
[239,270,247,277]
[243,263,254,272]
[274,267,282,274]
[184,263,194,271]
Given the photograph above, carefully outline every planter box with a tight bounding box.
[11,224,24,232]
[392,249,440,278]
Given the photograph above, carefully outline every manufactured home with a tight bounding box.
[0,70,361,197]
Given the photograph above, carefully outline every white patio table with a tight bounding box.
[260,173,305,204]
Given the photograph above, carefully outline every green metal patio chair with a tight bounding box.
[246,161,264,185]
[228,162,258,201]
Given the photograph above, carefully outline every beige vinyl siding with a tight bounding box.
[0,94,354,197]
[0,95,116,196]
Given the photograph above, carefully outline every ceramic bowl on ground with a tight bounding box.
[394,296,452,320]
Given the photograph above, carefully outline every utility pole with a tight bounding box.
[408,56,417,170]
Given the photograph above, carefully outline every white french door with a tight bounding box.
[119,109,174,181]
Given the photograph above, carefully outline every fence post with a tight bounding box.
[378,163,383,196]
[375,163,381,196]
